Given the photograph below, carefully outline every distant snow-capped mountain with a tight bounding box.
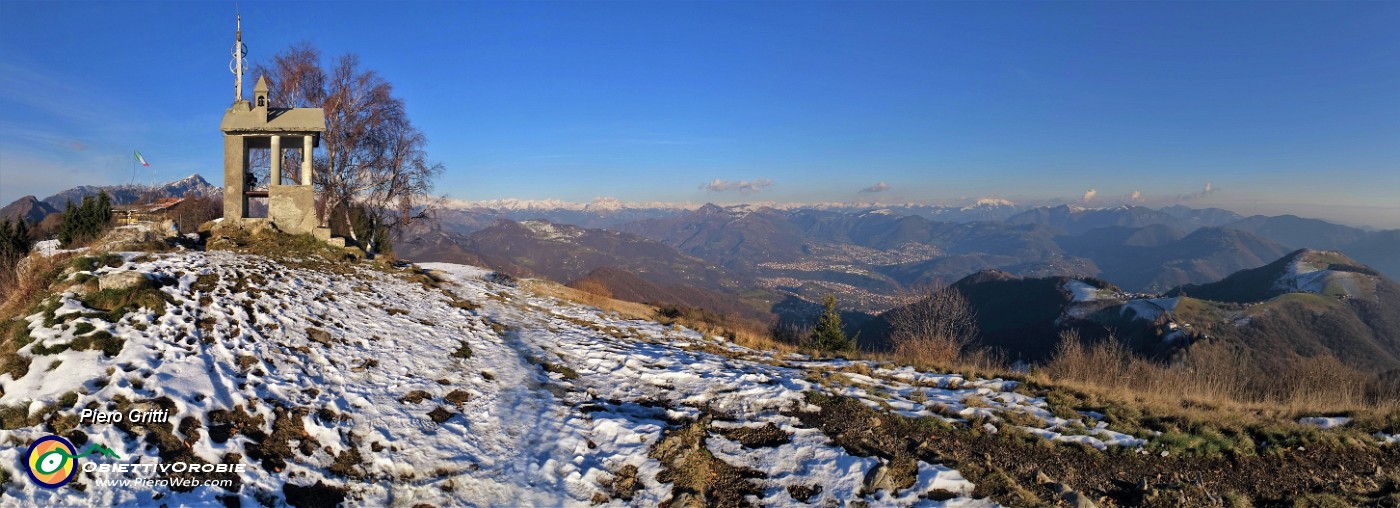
[439,197,1030,224]
[444,197,704,213]
[40,173,221,210]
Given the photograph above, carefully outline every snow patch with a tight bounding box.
[1273,257,1363,296]
[1298,416,1351,429]
[520,219,582,241]
[1064,280,1105,302]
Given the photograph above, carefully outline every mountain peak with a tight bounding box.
[173,173,209,184]
[695,203,728,215]
[0,195,58,224]
[964,197,1015,210]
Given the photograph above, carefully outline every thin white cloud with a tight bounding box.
[1176,182,1218,202]
[1082,188,1097,202]
[701,178,773,194]
[0,61,135,128]
[859,181,890,193]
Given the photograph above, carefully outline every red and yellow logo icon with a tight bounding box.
[26,435,79,489]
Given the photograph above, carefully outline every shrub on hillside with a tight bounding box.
[888,287,979,367]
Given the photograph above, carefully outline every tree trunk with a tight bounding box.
[364,214,379,258]
[341,205,358,245]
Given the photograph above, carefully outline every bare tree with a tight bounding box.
[170,196,223,234]
[356,100,444,255]
[258,42,327,109]
[887,286,979,366]
[254,45,444,256]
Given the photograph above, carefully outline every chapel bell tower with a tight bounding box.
[218,13,337,244]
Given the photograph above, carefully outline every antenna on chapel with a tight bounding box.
[230,10,248,103]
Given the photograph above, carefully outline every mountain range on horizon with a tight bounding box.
[0,173,221,224]
[6,174,1397,308]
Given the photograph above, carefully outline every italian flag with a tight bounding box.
[134,150,149,167]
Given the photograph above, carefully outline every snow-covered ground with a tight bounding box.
[33,239,84,257]
[1,251,1161,507]
[1273,256,1366,297]
[1063,280,1106,303]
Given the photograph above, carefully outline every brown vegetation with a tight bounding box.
[525,279,654,322]
[0,251,71,320]
[567,277,613,307]
[170,195,222,234]
[887,287,978,367]
[649,416,766,507]
[1039,331,1400,423]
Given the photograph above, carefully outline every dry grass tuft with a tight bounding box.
[0,253,74,321]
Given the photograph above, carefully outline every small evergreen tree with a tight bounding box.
[0,220,11,256]
[96,191,112,224]
[13,219,29,256]
[810,294,855,353]
[0,218,31,260]
[58,199,76,246]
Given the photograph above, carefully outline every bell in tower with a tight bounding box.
[253,75,269,123]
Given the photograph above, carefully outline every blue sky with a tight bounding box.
[1,1,1397,227]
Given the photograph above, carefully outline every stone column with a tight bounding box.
[222,135,246,220]
[269,135,281,187]
[302,135,313,186]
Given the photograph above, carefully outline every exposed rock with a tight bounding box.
[209,218,280,241]
[1051,482,1099,508]
[1062,490,1098,508]
[862,461,894,494]
[99,270,148,291]
[306,328,334,346]
[93,224,167,251]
